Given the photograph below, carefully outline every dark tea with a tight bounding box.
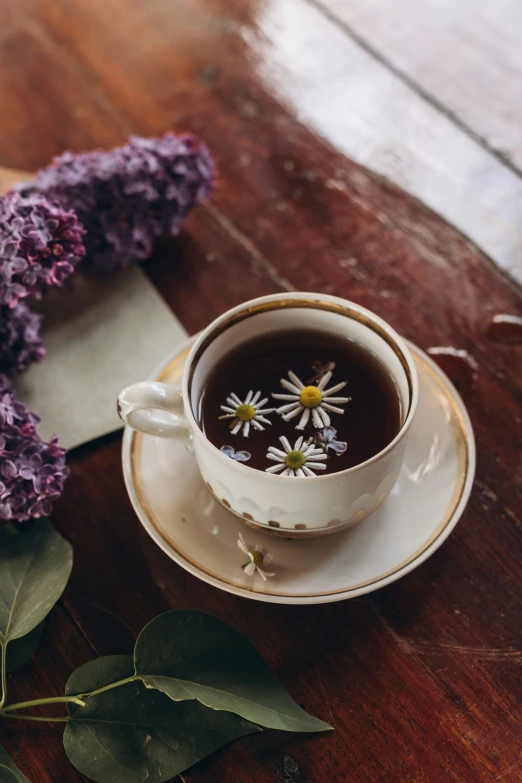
[199,329,402,475]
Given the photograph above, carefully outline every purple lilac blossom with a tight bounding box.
[313,426,347,455]
[0,374,69,524]
[0,301,45,376]
[0,192,85,307]
[20,132,215,276]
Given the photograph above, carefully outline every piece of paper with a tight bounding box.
[14,267,187,450]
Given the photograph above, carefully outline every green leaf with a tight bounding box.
[0,520,73,645]
[0,745,32,783]
[6,623,44,673]
[134,610,332,733]
[64,655,259,783]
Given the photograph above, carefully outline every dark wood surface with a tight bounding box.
[1,2,522,781]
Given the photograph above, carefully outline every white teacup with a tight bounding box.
[118,293,418,537]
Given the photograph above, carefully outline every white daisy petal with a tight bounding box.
[276,402,301,414]
[282,407,303,422]
[231,420,242,434]
[237,533,249,554]
[317,370,332,390]
[243,421,250,437]
[263,552,274,566]
[272,393,300,401]
[306,453,328,461]
[229,393,242,406]
[322,381,347,396]
[251,420,264,430]
[309,462,326,470]
[262,570,276,577]
[296,468,305,477]
[218,414,235,420]
[268,447,287,458]
[280,378,303,394]
[221,405,237,413]
[282,468,292,476]
[266,453,284,463]
[302,465,315,477]
[321,395,351,403]
[245,390,253,404]
[256,398,269,408]
[295,435,303,450]
[256,416,273,426]
[322,403,345,415]
[312,408,323,428]
[280,436,292,452]
[296,408,310,430]
[258,568,267,581]
[318,407,331,427]
[244,561,256,576]
[251,391,261,405]
[266,463,286,473]
[288,371,305,390]
[256,407,274,415]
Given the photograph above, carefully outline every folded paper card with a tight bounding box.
[13,267,187,450]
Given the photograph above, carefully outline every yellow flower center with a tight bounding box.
[252,550,264,567]
[235,403,256,421]
[285,450,306,470]
[299,385,323,408]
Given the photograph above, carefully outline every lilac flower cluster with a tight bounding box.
[0,192,85,307]
[0,301,45,376]
[0,193,84,378]
[22,132,215,275]
[0,131,214,523]
[0,375,70,523]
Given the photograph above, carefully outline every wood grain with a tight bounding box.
[321,0,522,172]
[0,1,522,782]
[2,0,522,282]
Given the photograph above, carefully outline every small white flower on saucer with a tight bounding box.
[265,435,328,477]
[272,370,351,430]
[219,391,274,437]
[220,445,251,462]
[237,533,275,581]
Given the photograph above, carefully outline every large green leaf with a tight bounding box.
[0,520,72,644]
[0,745,32,783]
[134,610,332,733]
[6,623,44,673]
[64,655,259,783]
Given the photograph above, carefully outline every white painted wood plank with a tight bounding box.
[319,0,522,173]
[248,0,522,283]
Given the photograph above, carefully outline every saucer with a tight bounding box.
[122,336,475,604]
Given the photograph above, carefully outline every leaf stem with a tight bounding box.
[1,695,86,713]
[79,674,138,700]
[1,713,70,723]
[0,643,6,710]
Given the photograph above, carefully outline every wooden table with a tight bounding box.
[1,1,522,781]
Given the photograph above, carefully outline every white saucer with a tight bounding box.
[122,337,475,604]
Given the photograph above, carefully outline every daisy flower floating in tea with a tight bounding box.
[219,390,274,437]
[265,435,327,477]
[272,370,351,430]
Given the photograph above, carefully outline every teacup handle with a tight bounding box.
[117,381,190,439]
